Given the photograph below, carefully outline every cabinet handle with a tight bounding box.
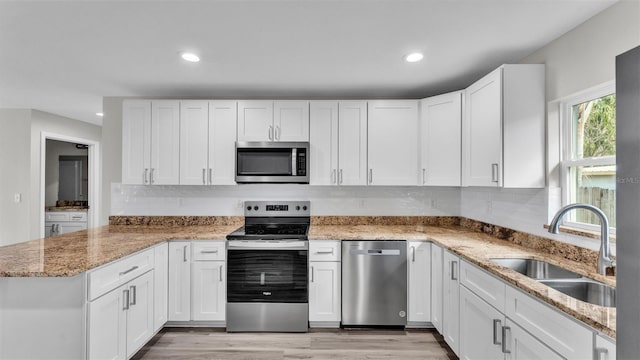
[422,168,426,185]
[339,169,343,185]
[501,326,511,354]
[311,266,314,282]
[491,163,499,183]
[219,265,223,282]
[202,168,206,185]
[144,168,149,184]
[56,224,60,233]
[276,126,281,140]
[411,246,416,262]
[183,245,188,262]
[200,250,219,254]
[316,249,334,254]
[123,289,130,310]
[595,348,609,360]
[129,285,137,306]
[368,169,373,184]
[150,168,155,184]
[451,260,458,280]
[209,168,213,184]
[332,169,336,184]
[51,224,56,234]
[119,265,139,276]
[493,319,502,345]
[268,125,274,140]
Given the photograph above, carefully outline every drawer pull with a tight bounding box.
[316,249,334,254]
[200,250,219,254]
[119,265,139,276]
[493,319,502,345]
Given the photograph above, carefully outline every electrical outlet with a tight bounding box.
[13,193,21,203]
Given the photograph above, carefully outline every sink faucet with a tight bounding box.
[548,203,616,275]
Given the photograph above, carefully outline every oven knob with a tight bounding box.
[254,206,259,211]
[303,206,308,211]
[296,206,300,211]
[246,206,252,211]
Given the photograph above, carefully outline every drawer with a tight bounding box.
[192,241,226,261]
[45,211,87,222]
[309,241,341,261]
[460,260,506,312]
[88,247,154,301]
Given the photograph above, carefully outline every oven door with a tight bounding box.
[227,241,308,303]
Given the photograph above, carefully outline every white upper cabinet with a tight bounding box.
[462,64,545,188]
[338,101,368,185]
[122,100,180,185]
[122,100,152,185]
[368,100,419,185]
[420,92,462,186]
[309,101,339,185]
[237,100,309,142]
[180,101,237,185]
[150,101,181,185]
[274,100,310,141]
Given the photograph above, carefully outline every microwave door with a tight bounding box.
[291,148,297,176]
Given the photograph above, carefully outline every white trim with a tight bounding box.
[40,132,100,238]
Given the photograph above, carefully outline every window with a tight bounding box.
[561,86,616,230]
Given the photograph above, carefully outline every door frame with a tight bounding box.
[40,132,100,238]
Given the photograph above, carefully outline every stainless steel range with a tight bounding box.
[226,201,310,332]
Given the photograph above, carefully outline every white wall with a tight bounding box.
[0,109,101,246]
[461,1,640,251]
[0,110,32,246]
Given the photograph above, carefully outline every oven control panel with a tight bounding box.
[243,201,310,217]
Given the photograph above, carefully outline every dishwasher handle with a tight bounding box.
[350,249,401,256]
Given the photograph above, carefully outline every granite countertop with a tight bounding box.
[0,218,616,338]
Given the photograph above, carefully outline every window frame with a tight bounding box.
[560,82,616,233]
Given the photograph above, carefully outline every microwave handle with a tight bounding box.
[292,148,297,176]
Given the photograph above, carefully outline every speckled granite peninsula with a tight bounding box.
[0,215,616,338]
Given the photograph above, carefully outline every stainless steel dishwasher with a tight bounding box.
[341,240,407,327]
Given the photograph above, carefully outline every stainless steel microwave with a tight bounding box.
[235,141,309,183]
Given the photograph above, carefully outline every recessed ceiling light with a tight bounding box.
[181,52,200,62]
[96,112,104,117]
[405,52,424,63]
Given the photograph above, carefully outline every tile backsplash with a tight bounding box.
[111,183,461,216]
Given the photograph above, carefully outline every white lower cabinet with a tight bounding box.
[460,286,505,360]
[153,243,168,332]
[407,241,431,326]
[308,241,341,327]
[595,334,616,360]
[168,241,191,321]
[505,320,563,360]
[88,270,155,360]
[168,240,226,324]
[442,250,460,355]
[431,244,443,333]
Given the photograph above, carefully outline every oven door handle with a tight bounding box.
[227,240,308,250]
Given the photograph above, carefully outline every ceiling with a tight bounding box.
[0,0,619,126]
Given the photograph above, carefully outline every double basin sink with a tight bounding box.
[491,258,616,308]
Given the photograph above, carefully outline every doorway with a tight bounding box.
[40,133,100,238]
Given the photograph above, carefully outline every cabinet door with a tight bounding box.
[431,244,443,333]
[191,261,226,321]
[309,101,339,185]
[209,101,238,185]
[126,270,155,358]
[168,242,191,321]
[464,68,502,187]
[309,261,341,323]
[57,222,87,235]
[505,320,563,360]
[122,100,151,185]
[88,285,127,360]
[180,100,209,185]
[237,100,274,141]
[443,250,460,355]
[420,92,462,186]
[338,101,368,185]
[274,100,309,141]
[151,100,180,185]
[595,334,616,360]
[153,243,168,332]
[367,100,419,185]
[459,286,504,360]
[408,241,431,323]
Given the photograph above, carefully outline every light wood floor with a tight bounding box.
[132,328,457,360]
